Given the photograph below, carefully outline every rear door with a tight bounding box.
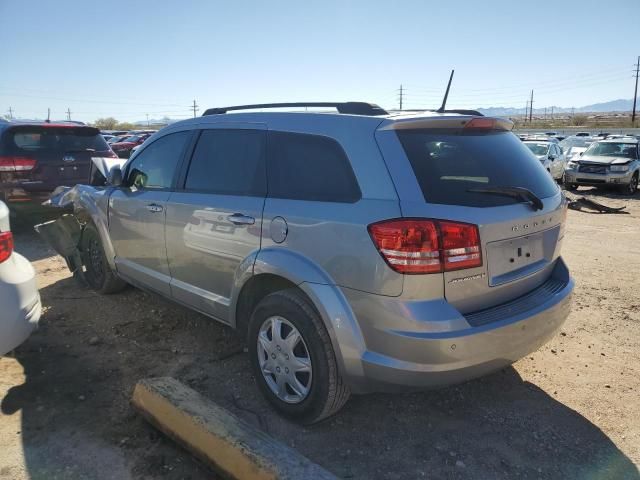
[109,130,193,295]
[2,125,113,192]
[165,125,267,323]
[377,123,567,313]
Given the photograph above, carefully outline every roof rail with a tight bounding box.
[202,102,388,117]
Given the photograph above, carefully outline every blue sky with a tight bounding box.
[0,0,638,122]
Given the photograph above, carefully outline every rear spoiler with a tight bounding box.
[380,116,514,131]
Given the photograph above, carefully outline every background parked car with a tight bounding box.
[0,120,118,213]
[110,133,152,158]
[523,139,567,180]
[0,200,41,355]
[107,134,130,145]
[564,138,639,194]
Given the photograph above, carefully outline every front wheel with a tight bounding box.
[80,223,127,294]
[248,289,350,424]
[619,173,638,196]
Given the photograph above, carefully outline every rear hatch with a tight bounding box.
[0,125,115,193]
[375,116,567,314]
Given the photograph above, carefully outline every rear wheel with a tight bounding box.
[80,223,126,294]
[248,289,350,424]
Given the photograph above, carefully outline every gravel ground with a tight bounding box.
[1,188,639,480]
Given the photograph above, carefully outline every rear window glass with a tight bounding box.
[267,131,360,203]
[397,130,559,207]
[7,126,110,153]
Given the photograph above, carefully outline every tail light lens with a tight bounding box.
[0,231,14,263]
[368,219,482,274]
[0,156,37,172]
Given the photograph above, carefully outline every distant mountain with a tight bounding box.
[478,98,634,117]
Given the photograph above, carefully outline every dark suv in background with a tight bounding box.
[0,120,116,213]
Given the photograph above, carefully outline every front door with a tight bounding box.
[165,126,267,322]
[109,130,192,296]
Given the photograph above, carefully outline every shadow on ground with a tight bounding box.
[2,230,639,479]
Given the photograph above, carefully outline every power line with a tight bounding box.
[633,56,639,124]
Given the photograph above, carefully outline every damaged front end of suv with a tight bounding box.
[35,157,125,283]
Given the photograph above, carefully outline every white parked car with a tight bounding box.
[0,201,41,355]
[523,140,567,181]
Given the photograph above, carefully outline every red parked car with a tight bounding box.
[0,120,117,212]
[110,133,152,158]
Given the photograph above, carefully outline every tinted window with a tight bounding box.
[267,131,360,202]
[524,142,549,156]
[185,129,266,195]
[7,126,110,153]
[397,130,559,207]
[126,131,190,189]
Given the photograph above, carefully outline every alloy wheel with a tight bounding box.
[257,316,312,404]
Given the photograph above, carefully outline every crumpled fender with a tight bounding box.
[36,183,116,271]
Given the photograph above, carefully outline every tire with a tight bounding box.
[248,289,350,424]
[564,181,578,191]
[619,173,638,196]
[79,223,127,294]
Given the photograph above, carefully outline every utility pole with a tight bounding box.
[47,108,50,122]
[632,55,639,124]
[7,107,13,119]
[398,84,404,111]
[146,113,150,126]
[529,90,534,123]
[66,108,71,121]
[524,99,529,124]
[551,106,554,120]
[191,99,199,118]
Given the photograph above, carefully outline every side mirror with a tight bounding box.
[108,166,123,187]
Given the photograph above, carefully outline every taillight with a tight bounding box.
[439,221,482,271]
[0,156,37,172]
[0,231,14,263]
[368,219,482,274]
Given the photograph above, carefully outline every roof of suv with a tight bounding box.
[0,120,91,131]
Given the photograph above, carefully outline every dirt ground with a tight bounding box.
[1,188,639,480]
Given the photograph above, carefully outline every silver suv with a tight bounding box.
[39,102,573,423]
[564,137,640,195]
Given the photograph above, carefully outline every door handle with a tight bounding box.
[146,203,164,213]
[228,213,255,225]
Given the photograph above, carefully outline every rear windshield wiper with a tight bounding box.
[467,186,544,211]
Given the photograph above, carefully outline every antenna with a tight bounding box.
[436,69,455,113]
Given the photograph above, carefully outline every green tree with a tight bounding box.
[93,117,118,129]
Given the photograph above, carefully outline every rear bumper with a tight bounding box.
[0,252,41,356]
[1,187,53,212]
[339,258,573,393]
[564,169,634,185]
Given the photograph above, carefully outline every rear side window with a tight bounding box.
[267,131,360,202]
[126,131,191,189]
[6,126,110,153]
[397,130,559,207]
[185,129,266,196]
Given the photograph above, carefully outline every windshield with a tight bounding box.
[524,143,550,156]
[560,136,592,150]
[121,135,141,143]
[396,129,559,207]
[8,126,110,153]
[584,142,638,159]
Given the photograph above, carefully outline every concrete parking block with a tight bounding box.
[132,377,337,480]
